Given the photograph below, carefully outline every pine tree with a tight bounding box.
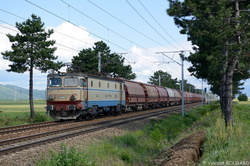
[2,14,64,120]
[70,41,136,80]
[167,0,250,127]
[148,70,179,89]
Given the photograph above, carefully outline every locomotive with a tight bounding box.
[46,72,204,120]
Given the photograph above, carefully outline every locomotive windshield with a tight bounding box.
[64,78,79,87]
[49,78,62,87]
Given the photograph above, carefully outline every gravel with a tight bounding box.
[0,106,191,166]
[0,117,152,166]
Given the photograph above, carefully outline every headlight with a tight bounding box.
[49,94,54,100]
[70,94,77,101]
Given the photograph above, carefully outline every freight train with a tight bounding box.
[46,72,205,120]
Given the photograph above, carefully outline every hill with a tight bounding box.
[0,84,45,101]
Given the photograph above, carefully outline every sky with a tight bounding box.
[0,0,249,97]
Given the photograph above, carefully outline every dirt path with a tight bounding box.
[158,130,205,166]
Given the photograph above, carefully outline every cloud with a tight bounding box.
[0,22,100,90]
[0,24,17,71]
[49,22,99,63]
[0,59,10,71]
[0,22,191,85]
[0,21,217,91]
[126,43,195,85]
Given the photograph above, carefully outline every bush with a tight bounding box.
[36,144,94,166]
[237,93,248,101]
[27,113,54,123]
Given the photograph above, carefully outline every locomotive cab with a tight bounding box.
[46,73,88,119]
[46,72,126,120]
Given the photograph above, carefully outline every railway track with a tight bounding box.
[0,103,201,156]
[0,120,72,134]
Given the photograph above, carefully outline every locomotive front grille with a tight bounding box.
[68,105,76,110]
[46,105,53,111]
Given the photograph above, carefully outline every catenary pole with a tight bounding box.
[156,50,189,117]
[181,53,184,117]
[98,52,101,72]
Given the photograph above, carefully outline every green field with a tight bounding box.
[0,100,46,114]
[0,100,52,126]
[234,101,250,105]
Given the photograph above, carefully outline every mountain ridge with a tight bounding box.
[0,84,45,101]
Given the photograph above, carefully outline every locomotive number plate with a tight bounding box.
[58,96,67,99]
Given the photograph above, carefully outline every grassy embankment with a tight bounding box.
[35,101,250,166]
[0,100,52,126]
[200,101,250,165]
[1,101,249,165]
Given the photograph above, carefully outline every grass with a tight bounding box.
[233,101,250,105]
[36,144,95,166]
[232,98,250,104]
[0,100,53,127]
[2,100,249,165]
[0,100,46,113]
[36,103,218,166]
[199,103,250,165]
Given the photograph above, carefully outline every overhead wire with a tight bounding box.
[129,0,189,76]
[0,8,26,20]
[86,0,172,51]
[60,0,154,54]
[60,0,164,72]
[137,0,187,50]
[24,0,163,73]
[0,24,19,33]
[0,19,81,53]
[54,30,93,46]
[0,2,211,90]
[0,2,156,74]
[26,0,129,51]
[0,9,94,47]
[84,0,186,75]
[55,43,80,52]
[1,1,187,78]
[125,0,178,50]
[25,0,131,55]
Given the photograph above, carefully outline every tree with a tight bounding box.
[70,41,136,80]
[148,70,179,89]
[167,0,250,126]
[2,14,64,120]
[178,79,196,93]
[237,93,248,101]
[148,70,199,93]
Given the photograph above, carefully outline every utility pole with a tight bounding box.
[156,50,189,117]
[202,79,204,107]
[181,53,184,117]
[159,74,161,86]
[98,52,101,73]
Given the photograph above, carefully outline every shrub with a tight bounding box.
[36,144,94,166]
[237,93,248,101]
[29,113,53,123]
